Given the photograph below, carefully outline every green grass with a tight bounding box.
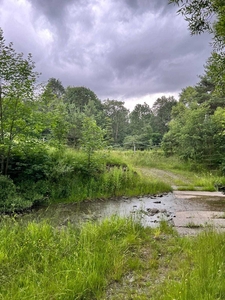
[48,149,172,203]
[111,150,225,192]
[0,216,143,300]
[160,230,225,300]
[2,217,225,299]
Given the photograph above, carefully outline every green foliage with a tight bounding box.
[38,84,69,145]
[0,217,143,300]
[0,176,33,213]
[0,28,39,175]
[64,86,102,112]
[46,77,65,98]
[103,99,129,145]
[151,96,177,137]
[162,76,225,168]
[0,175,16,200]
[206,52,225,96]
[64,87,105,147]
[161,230,225,300]
[80,117,105,155]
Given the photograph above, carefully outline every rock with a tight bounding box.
[146,208,160,216]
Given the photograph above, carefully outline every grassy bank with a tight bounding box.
[1,217,225,299]
[1,148,172,213]
[112,150,225,192]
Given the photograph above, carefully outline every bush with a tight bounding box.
[0,176,32,213]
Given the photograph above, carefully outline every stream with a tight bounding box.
[21,191,225,228]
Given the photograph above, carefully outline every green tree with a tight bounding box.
[46,78,65,98]
[80,117,105,157]
[151,96,177,138]
[103,100,129,146]
[0,28,38,175]
[64,86,102,112]
[64,86,104,147]
[123,135,140,152]
[162,104,209,161]
[38,84,69,146]
[80,117,105,195]
[129,102,152,135]
[204,52,225,97]
[179,86,198,107]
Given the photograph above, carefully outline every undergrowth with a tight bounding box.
[0,148,172,213]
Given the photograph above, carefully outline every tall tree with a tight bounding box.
[129,102,152,135]
[64,86,104,147]
[103,100,129,146]
[46,78,65,98]
[0,28,38,175]
[38,84,69,145]
[151,96,177,137]
[64,86,102,112]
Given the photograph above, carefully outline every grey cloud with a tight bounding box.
[1,0,213,107]
[28,0,77,21]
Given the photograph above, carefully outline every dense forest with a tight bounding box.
[0,0,225,213]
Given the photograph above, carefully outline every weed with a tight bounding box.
[186,222,204,228]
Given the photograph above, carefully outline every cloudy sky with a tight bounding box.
[0,0,212,109]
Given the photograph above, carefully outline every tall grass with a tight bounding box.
[112,150,225,191]
[0,217,142,300]
[160,230,225,300]
[1,148,172,212]
[112,149,191,171]
[47,149,172,203]
[2,217,225,299]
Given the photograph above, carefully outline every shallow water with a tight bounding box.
[21,192,225,227]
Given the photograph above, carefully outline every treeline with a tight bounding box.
[41,79,177,151]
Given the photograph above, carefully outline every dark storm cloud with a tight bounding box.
[0,0,212,107]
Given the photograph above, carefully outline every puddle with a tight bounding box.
[20,191,225,231]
